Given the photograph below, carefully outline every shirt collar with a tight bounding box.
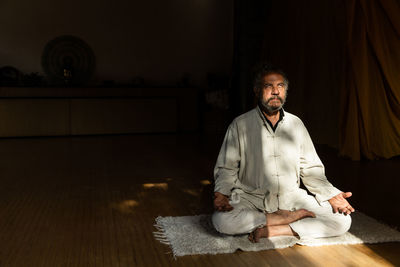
[256,105,285,132]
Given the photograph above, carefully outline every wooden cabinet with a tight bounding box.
[0,87,198,137]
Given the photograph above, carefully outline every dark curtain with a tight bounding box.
[258,0,400,160]
[340,0,400,160]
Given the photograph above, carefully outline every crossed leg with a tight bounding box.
[248,209,315,242]
[212,196,351,243]
[212,199,315,241]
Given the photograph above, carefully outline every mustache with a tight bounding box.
[267,96,284,103]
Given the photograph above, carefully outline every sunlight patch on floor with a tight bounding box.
[110,199,139,214]
[288,244,396,267]
[142,183,168,190]
[182,188,200,197]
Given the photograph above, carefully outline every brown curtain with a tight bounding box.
[259,0,400,160]
[340,0,400,160]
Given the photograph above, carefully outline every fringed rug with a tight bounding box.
[153,212,400,257]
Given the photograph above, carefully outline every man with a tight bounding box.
[212,65,354,242]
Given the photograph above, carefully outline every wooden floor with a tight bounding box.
[0,134,399,267]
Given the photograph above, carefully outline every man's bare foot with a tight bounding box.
[249,227,268,243]
[248,225,297,243]
[266,209,315,226]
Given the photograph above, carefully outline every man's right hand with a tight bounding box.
[213,192,233,212]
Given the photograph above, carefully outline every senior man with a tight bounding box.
[212,65,354,242]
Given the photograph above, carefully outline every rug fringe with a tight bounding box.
[153,231,170,243]
[153,217,178,259]
[153,218,171,246]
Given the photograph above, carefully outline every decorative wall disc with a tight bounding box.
[41,35,95,86]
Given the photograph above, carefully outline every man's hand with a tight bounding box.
[328,192,355,215]
[213,192,233,212]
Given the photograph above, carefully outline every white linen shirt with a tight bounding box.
[214,106,341,213]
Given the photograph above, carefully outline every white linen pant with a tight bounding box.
[212,194,352,239]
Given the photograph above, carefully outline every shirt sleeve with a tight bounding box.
[213,122,241,196]
[299,122,342,204]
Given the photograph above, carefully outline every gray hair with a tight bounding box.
[253,63,289,90]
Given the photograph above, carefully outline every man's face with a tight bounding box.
[255,73,287,113]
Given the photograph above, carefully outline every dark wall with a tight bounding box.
[2,0,346,149]
[0,0,233,88]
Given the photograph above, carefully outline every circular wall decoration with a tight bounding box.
[41,35,95,86]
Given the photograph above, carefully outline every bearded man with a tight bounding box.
[212,65,354,242]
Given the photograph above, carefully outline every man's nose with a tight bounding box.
[272,86,279,94]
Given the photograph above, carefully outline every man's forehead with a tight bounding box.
[263,73,284,83]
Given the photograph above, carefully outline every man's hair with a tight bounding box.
[253,63,289,90]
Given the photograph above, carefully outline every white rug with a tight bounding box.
[153,212,400,257]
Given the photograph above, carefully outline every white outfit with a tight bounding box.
[212,107,351,238]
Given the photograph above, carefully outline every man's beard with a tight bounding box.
[261,96,286,113]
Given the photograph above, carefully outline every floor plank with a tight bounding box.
[0,134,399,266]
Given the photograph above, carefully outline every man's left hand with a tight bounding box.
[328,192,355,215]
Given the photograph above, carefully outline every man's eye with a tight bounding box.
[278,84,284,87]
